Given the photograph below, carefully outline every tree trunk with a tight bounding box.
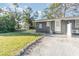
[64,4,66,17]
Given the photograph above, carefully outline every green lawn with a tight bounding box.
[0,32,41,56]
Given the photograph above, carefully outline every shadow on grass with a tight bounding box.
[0,32,41,36]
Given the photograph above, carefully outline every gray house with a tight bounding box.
[35,17,79,36]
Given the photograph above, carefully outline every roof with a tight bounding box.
[34,16,79,22]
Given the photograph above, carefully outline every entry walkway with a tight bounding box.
[22,35,79,56]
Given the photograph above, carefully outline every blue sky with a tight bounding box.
[19,3,50,11]
[0,3,50,19]
[0,3,75,19]
[0,3,79,19]
[0,3,50,11]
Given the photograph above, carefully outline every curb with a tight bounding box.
[15,36,44,56]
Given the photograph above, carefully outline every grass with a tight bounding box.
[0,32,41,56]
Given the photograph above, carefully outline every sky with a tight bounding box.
[0,3,79,19]
[0,3,50,19]
[0,3,50,11]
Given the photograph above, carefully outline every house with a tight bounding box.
[19,20,29,30]
[35,17,79,36]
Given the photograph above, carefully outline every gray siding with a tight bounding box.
[35,20,75,34]
[71,20,75,33]
[72,20,79,34]
[61,20,75,34]
[51,21,55,33]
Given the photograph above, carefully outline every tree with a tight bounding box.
[23,7,32,28]
[42,3,79,19]
[12,3,22,29]
[5,12,16,32]
[0,12,16,32]
[0,8,4,13]
[23,7,38,29]
[33,11,39,19]
[42,3,63,19]
[12,3,19,18]
[42,8,55,19]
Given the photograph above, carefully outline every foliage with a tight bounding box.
[42,3,79,19]
[23,7,38,29]
[42,8,55,19]
[12,3,22,29]
[42,3,62,19]
[0,12,16,33]
[0,4,38,32]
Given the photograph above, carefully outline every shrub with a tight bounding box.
[0,14,16,33]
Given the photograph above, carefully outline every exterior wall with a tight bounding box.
[35,20,75,34]
[36,22,50,33]
[75,20,79,28]
[73,20,79,34]
[51,21,55,33]
[71,20,75,33]
[61,20,75,34]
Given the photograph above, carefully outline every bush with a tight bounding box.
[0,14,16,33]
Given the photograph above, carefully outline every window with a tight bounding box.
[55,20,61,32]
[39,23,42,29]
[56,21,59,26]
[46,22,50,27]
[75,20,79,28]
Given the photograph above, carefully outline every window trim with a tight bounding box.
[39,23,42,29]
[75,20,79,28]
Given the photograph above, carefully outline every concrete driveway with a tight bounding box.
[22,35,79,56]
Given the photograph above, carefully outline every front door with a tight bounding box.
[55,20,61,34]
[61,20,67,34]
[51,21,55,34]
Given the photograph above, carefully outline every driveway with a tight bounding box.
[22,35,79,56]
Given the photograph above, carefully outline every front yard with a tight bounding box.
[0,32,41,56]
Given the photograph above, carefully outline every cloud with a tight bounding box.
[17,7,23,12]
[7,3,14,9]
[0,3,29,13]
[38,10,42,15]
[3,4,24,12]
[37,10,42,19]
[2,7,7,11]
[23,5,28,9]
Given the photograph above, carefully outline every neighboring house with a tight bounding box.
[35,17,79,36]
[19,20,29,30]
